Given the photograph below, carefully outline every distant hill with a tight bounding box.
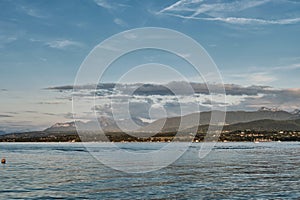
[1,119,300,142]
[224,119,300,132]
[184,119,300,133]
[139,110,299,133]
[44,117,148,133]
[0,130,6,135]
[34,109,300,134]
[44,122,76,132]
[1,109,300,142]
[291,109,300,116]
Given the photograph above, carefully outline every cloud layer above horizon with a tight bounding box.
[49,82,300,121]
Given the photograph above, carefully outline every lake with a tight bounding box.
[0,142,299,199]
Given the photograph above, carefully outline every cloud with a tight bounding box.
[230,72,277,85]
[47,83,116,91]
[46,40,83,49]
[0,35,17,48]
[37,101,66,105]
[160,0,270,16]
[5,112,18,115]
[158,0,300,25]
[48,82,300,119]
[48,82,274,96]
[94,0,113,9]
[113,18,127,27]
[235,89,300,111]
[0,115,13,118]
[272,63,300,71]
[24,111,38,114]
[94,0,129,10]
[226,62,300,86]
[19,5,47,18]
[1,36,17,43]
[164,13,300,25]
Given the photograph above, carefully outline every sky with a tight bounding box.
[1,0,300,132]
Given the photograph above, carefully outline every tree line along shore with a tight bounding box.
[0,129,299,142]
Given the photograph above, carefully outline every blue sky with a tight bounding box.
[1,0,300,88]
[1,0,300,132]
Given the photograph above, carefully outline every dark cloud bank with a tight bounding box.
[48,82,300,117]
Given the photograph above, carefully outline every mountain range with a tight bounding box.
[137,108,300,133]
[34,108,300,134]
[1,108,300,142]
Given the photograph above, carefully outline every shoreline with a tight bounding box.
[1,130,299,143]
[0,140,298,143]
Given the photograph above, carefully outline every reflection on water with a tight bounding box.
[0,142,299,199]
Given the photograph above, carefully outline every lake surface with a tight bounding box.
[0,142,299,199]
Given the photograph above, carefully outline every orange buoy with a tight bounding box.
[1,158,6,164]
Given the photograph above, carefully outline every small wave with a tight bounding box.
[53,148,88,152]
[214,146,255,150]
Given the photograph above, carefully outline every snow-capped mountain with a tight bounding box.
[44,117,149,133]
[258,107,282,112]
[291,109,300,116]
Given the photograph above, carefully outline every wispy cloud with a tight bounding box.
[37,101,66,105]
[113,18,127,27]
[94,0,113,9]
[224,62,300,88]
[19,5,47,18]
[0,35,17,48]
[158,0,300,25]
[46,40,83,49]
[94,0,129,10]
[272,63,300,71]
[0,115,13,118]
[244,62,300,75]
[237,88,300,111]
[160,0,270,16]
[251,73,277,84]
[230,72,277,85]
[165,13,300,25]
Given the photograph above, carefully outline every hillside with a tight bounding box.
[139,110,298,133]
[224,119,300,132]
[185,119,300,133]
[1,110,300,142]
